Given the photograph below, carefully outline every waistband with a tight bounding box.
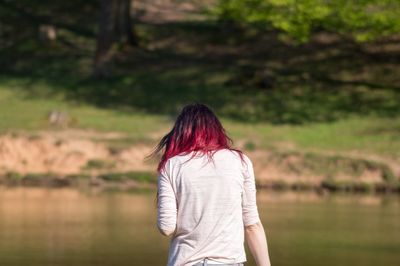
[191,258,244,266]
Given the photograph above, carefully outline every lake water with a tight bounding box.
[0,188,399,266]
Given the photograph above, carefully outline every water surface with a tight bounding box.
[0,188,399,266]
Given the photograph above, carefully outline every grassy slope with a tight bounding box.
[1,81,399,161]
[0,79,169,141]
[223,117,400,160]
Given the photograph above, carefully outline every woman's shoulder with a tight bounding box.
[228,149,250,159]
[215,149,252,167]
[166,149,251,166]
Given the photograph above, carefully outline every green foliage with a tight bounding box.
[83,159,116,170]
[98,171,156,183]
[213,0,400,42]
[244,141,257,151]
[321,178,374,192]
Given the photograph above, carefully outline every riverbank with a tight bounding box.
[1,171,399,194]
[0,131,398,194]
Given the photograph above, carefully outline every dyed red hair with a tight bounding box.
[148,103,245,173]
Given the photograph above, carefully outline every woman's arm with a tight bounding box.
[242,155,271,265]
[245,221,271,266]
[157,162,177,236]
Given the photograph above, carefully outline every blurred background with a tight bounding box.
[0,0,399,265]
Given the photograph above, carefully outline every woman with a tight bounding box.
[150,103,271,266]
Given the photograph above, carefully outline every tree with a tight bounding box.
[213,0,400,43]
[93,0,138,77]
[115,0,138,46]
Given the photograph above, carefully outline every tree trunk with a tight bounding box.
[93,0,117,77]
[116,0,138,46]
[93,0,138,77]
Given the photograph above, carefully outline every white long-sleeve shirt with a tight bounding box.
[157,149,261,266]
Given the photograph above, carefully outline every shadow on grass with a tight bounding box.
[0,20,399,124]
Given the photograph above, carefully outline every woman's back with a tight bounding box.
[157,149,260,266]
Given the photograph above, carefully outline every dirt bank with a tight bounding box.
[0,131,398,192]
[0,131,155,175]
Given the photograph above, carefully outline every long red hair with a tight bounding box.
[148,103,245,173]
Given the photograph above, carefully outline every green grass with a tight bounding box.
[97,171,156,183]
[83,159,117,170]
[223,116,400,160]
[0,80,171,141]
[1,82,399,160]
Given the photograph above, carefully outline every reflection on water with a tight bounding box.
[0,188,399,266]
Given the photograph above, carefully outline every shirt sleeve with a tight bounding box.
[157,160,177,236]
[242,155,261,227]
